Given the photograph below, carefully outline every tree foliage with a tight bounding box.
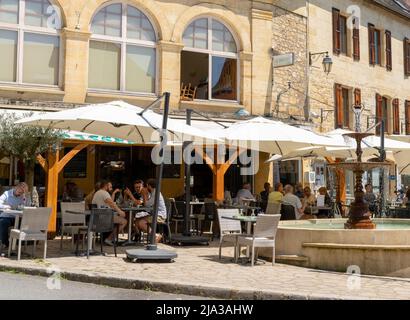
[0,112,63,162]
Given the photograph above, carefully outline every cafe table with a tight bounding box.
[1,209,24,251]
[222,215,257,258]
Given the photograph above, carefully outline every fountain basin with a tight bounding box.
[260,219,410,278]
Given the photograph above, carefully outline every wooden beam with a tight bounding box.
[45,149,59,234]
[213,166,225,201]
[194,146,216,173]
[36,154,47,171]
[57,143,88,173]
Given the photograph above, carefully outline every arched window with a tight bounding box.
[0,0,61,86]
[89,3,156,93]
[181,17,238,101]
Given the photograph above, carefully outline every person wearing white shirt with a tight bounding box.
[282,185,306,220]
[0,183,28,248]
[134,179,167,243]
[92,180,127,246]
[234,183,256,205]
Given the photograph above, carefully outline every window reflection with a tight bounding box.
[212,56,236,101]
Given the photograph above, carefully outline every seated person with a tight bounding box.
[260,182,271,212]
[403,189,410,207]
[234,183,255,205]
[84,182,101,210]
[269,183,284,204]
[303,186,316,214]
[364,183,377,213]
[294,183,304,199]
[124,179,146,206]
[0,182,28,248]
[317,187,332,218]
[92,180,127,246]
[282,185,307,220]
[62,182,84,202]
[134,179,167,243]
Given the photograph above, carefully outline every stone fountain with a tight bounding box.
[328,104,390,229]
[260,104,410,278]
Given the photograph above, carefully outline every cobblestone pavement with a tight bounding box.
[1,239,410,300]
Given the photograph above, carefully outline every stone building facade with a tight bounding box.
[307,0,410,133]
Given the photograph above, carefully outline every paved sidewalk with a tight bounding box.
[1,240,410,300]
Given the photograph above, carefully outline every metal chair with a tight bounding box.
[203,201,217,240]
[60,202,87,250]
[280,204,296,220]
[79,208,117,259]
[171,200,185,234]
[8,207,52,261]
[236,214,281,267]
[217,209,242,261]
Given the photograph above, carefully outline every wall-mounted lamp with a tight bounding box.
[309,51,333,75]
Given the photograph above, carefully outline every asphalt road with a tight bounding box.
[0,271,209,300]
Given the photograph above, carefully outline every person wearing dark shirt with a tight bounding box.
[260,182,271,212]
[124,179,145,206]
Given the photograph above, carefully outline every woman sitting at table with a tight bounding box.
[402,189,410,207]
[302,186,316,215]
[317,187,332,218]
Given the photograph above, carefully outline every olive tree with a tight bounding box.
[0,113,63,190]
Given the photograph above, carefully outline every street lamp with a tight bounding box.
[309,51,333,75]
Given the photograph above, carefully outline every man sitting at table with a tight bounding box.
[282,184,307,220]
[124,179,147,206]
[0,182,28,248]
[234,183,255,205]
[134,179,167,243]
[92,180,127,246]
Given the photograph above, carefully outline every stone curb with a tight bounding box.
[0,263,348,300]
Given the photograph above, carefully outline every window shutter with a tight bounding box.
[406,100,410,135]
[393,98,400,135]
[405,38,410,76]
[335,84,343,128]
[353,21,360,61]
[386,30,392,71]
[376,93,382,135]
[369,24,375,65]
[354,88,361,106]
[332,8,341,55]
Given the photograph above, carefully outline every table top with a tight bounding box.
[0,209,23,216]
[222,215,257,223]
[120,206,151,211]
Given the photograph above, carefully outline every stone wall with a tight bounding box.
[272,6,309,120]
[308,0,410,133]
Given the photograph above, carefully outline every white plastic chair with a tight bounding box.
[8,207,52,261]
[217,209,242,260]
[60,202,87,250]
[235,214,281,267]
[265,202,281,215]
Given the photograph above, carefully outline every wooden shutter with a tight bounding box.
[353,20,360,61]
[376,93,382,135]
[386,30,392,71]
[354,88,361,105]
[369,24,375,65]
[335,84,343,128]
[332,8,341,55]
[406,100,410,135]
[405,38,410,76]
[393,98,400,135]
